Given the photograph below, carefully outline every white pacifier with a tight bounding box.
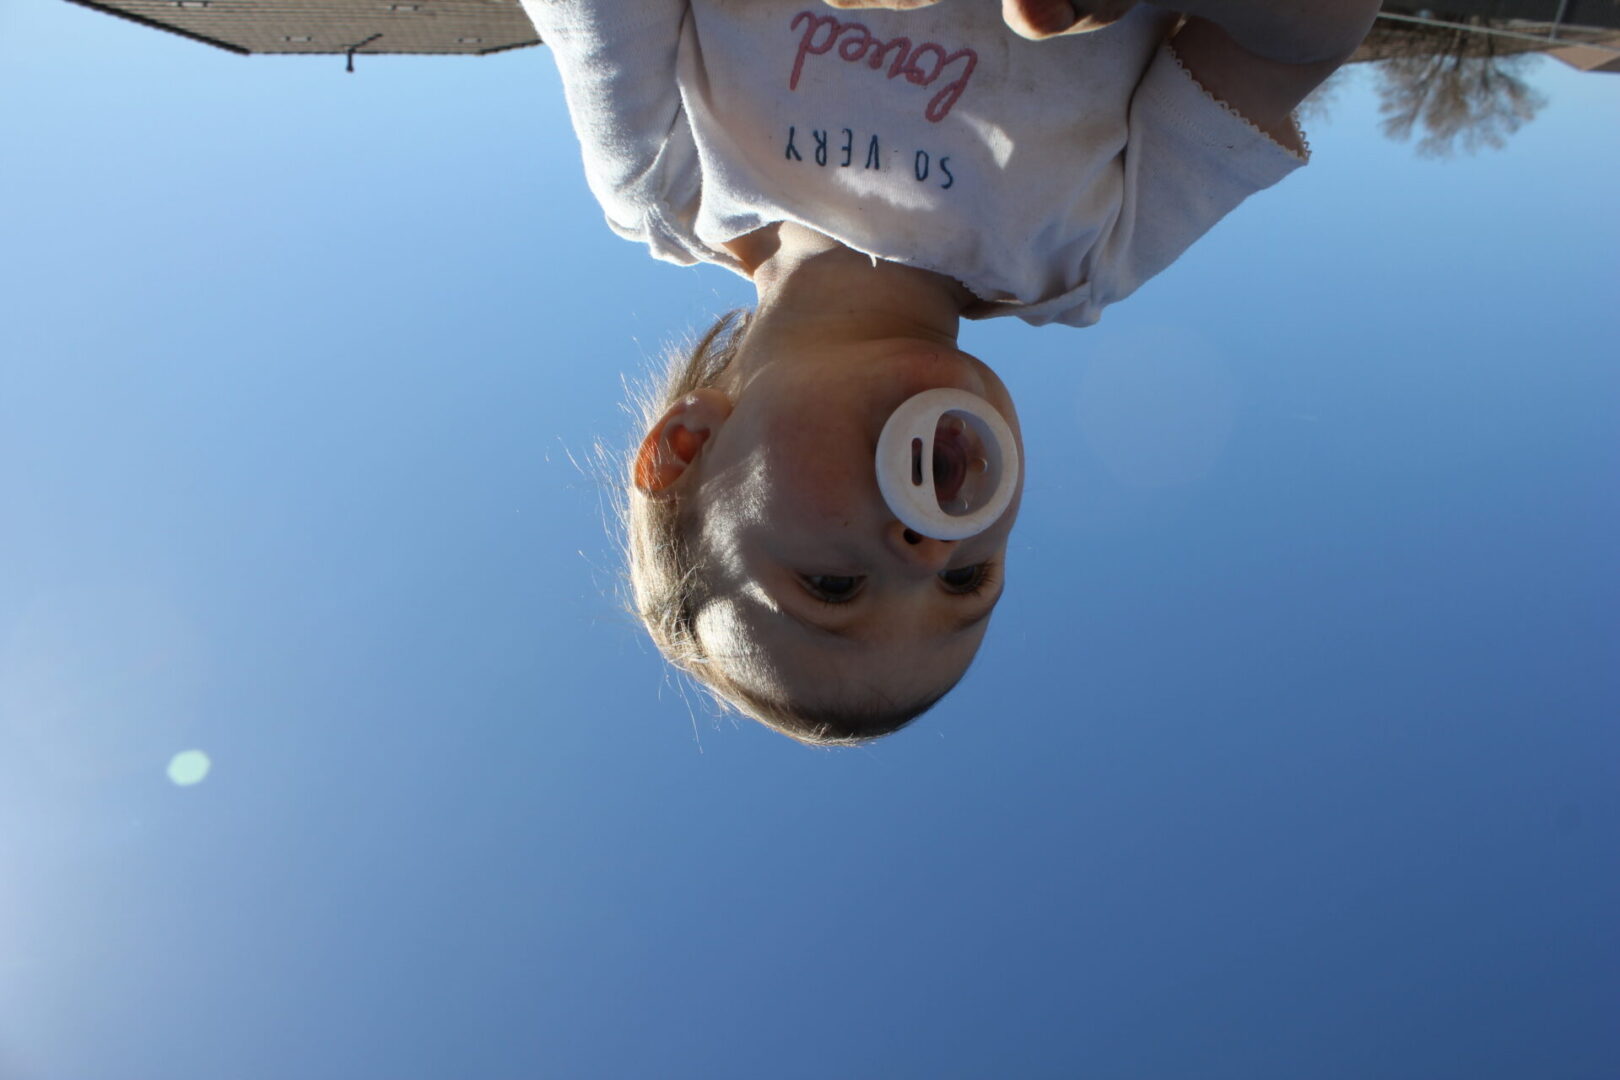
[875,388,1020,542]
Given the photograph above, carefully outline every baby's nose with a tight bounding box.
[885,521,957,573]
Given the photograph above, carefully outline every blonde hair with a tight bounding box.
[621,310,948,746]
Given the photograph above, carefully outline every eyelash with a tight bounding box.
[801,575,864,606]
[941,562,998,597]
[799,564,998,605]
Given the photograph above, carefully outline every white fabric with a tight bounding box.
[524,0,1307,327]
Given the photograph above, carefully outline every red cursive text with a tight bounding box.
[788,10,978,124]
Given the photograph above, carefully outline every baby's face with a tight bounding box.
[689,337,1024,707]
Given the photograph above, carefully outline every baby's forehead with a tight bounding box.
[695,593,983,705]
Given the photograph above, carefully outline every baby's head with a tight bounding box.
[622,305,1024,746]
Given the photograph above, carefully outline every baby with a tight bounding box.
[524,0,1377,744]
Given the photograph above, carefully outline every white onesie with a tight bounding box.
[524,0,1307,326]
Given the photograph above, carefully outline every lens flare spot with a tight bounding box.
[167,750,211,787]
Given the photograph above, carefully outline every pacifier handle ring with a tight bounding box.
[874,388,1019,542]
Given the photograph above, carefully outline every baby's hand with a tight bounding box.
[999,0,1141,39]
[819,0,1141,40]
[821,0,947,9]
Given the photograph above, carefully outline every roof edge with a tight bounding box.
[61,0,252,55]
[477,38,543,55]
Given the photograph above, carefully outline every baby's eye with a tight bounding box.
[939,564,992,595]
[801,575,864,603]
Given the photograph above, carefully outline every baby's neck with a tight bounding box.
[728,222,973,347]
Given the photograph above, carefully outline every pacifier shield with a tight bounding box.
[875,388,1019,541]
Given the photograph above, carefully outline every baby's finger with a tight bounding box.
[1001,0,1140,40]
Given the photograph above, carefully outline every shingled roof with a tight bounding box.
[63,0,541,58]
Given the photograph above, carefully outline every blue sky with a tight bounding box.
[1,2,1617,1077]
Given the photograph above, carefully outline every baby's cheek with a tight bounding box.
[759,433,847,507]
[787,455,866,526]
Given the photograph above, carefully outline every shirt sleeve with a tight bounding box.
[520,0,712,265]
[1009,40,1308,329]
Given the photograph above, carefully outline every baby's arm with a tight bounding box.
[1001,0,1378,154]
[1007,0,1370,326]
[1159,1,1377,153]
[521,1,696,249]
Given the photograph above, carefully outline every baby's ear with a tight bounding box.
[633,389,733,498]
